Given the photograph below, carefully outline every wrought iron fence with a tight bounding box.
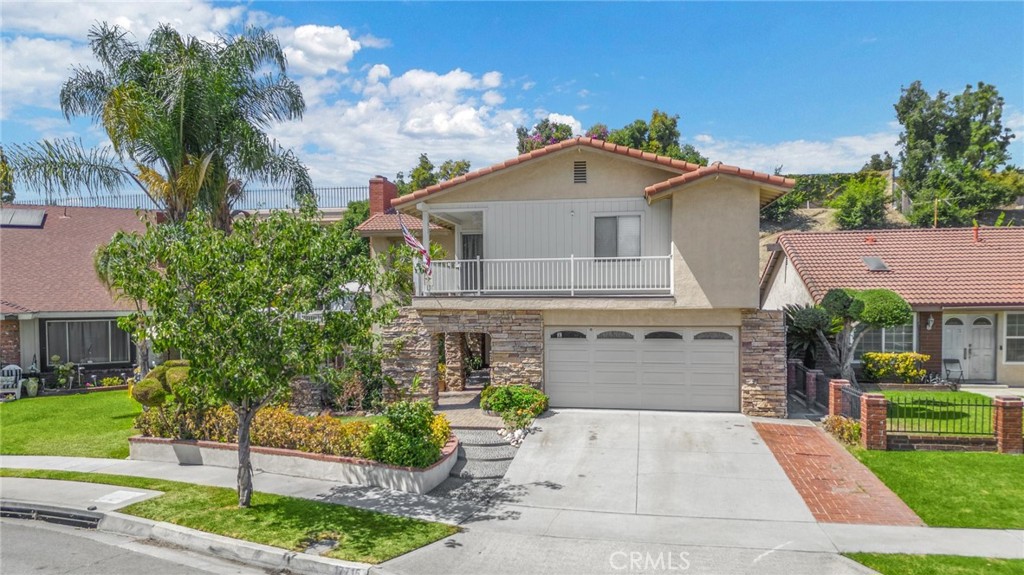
[840,386,864,420]
[811,371,829,412]
[12,186,369,211]
[886,394,993,436]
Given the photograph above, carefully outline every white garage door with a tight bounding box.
[544,327,739,411]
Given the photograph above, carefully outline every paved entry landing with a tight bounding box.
[754,422,924,526]
[501,410,814,522]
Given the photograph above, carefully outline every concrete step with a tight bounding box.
[448,457,509,480]
[459,443,517,461]
[454,429,508,447]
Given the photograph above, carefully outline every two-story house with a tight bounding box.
[359,137,795,417]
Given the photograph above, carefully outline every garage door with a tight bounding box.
[544,327,739,411]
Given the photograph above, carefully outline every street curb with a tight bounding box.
[2,500,370,575]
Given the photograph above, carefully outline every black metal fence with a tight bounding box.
[12,186,369,211]
[886,395,993,436]
[840,386,863,420]
[791,363,829,413]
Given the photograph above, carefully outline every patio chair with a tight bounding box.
[943,358,965,386]
[0,364,23,400]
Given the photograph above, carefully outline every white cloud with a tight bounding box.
[0,36,92,119]
[274,24,362,76]
[691,130,900,174]
[1005,110,1024,133]
[481,71,502,89]
[482,90,505,106]
[547,113,582,135]
[521,81,536,91]
[356,33,391,49]
[577,89,591,98]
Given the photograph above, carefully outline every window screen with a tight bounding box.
[594,215,640,258]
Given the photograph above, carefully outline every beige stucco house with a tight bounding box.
[358,137,795,417]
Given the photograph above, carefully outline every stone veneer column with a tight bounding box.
[993,396,1023,454]
[828,379,851,417]
[860,393,888,450]
[381,308,439,403]
[443,333,466,391]
[740,310,787,418]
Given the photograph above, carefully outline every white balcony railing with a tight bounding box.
[416,255,673,297]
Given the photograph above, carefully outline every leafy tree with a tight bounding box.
[0,146,14,203]
[97,205,393,506]
[815,289,913,386]
[895,81,1016,226]
[607,110,708,165]
[395,153,470,195]
[337,199,370,258]
[8,22,310,230]
[516,119,575,154]
[829,176,888,229]
[861,152,894,173]
[584,123,609,140]
[784,304,838,367]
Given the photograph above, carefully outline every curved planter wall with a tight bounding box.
[129,436,459,494]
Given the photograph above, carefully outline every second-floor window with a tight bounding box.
[594,215,640,258]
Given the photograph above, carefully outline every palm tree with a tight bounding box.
[8,22,312,230]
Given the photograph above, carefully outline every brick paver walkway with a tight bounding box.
[754,422,924,526]
[436,390,502,429]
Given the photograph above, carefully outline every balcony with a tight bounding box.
[416,255,673,297]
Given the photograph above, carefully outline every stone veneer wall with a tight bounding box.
[443,333,466,391]
[0,320,20,366]
[382,308,543,400]
[740,310,787,418]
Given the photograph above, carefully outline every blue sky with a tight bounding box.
[2,1,1022,191]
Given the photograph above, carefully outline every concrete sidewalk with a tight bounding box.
[3,455,1022,575]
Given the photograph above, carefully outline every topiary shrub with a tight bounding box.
[363,400,444,468]
[131,378,168,407]
[862,352,929,383]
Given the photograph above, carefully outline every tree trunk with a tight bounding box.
[236,405,256,507]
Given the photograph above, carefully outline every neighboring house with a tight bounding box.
[760,228,1024,386]
[360,137,796,416]
[0,205,147,378]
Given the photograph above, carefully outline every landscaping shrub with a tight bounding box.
[862,352,930,383]
[135,405,375,459]
[484,385,548,418]
[429,413,451,451]
[364,400,448,468]
[131,379,168,408]
[479,384,496,411]
[99,376,124,387]
[823,415,861,445]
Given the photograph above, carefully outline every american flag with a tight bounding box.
[398,215,431,276]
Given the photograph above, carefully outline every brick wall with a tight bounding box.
[740,310,787,418]
[0,320,20,366]
[917,312,942,373]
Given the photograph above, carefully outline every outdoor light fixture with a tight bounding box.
[927,314,935,330]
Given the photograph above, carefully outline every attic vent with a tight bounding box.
[573,161,587,184]
[863,256,889,272]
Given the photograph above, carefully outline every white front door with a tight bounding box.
[544,327,740,411]
[943,314,996,381]
[968,317,995,380]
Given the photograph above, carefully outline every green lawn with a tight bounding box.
[0,391,141,458]
[881,391,993,435]
[847,553,1024,575]
[1,468,457,564]
[853,448,1024,529]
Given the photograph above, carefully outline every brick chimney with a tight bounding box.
[369,176,398,215]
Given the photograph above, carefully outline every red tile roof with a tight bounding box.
[391,137,703,208]
[355,212,445,234]
[1,205,150,314]
[774,228,1024,307]
[644,162,796,205]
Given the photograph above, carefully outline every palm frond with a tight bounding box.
[8,139,137,197]
[60,67,112,121]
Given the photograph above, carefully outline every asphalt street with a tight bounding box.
[0,518,266,575]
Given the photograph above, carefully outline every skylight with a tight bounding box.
[863,256,889,272]
[0,208,46,228]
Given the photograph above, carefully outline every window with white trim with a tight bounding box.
[1007,313,1024,363]
[854,322,915,360]
[46,320,132,365]
[594,215,640,258]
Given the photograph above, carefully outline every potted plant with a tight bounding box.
[22,377,39,398]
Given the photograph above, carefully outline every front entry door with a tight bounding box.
[943,315,996,381]
[968,317,995,380]
[461,233,483,292]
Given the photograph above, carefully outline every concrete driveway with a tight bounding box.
[499,410,814,522]
[379,410,873,575]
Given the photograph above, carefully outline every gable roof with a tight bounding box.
[391,137,703,208]
[355,212,445,234]
[767,228,1024,307]
[0,205,150,315]
[645,162,796,207]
